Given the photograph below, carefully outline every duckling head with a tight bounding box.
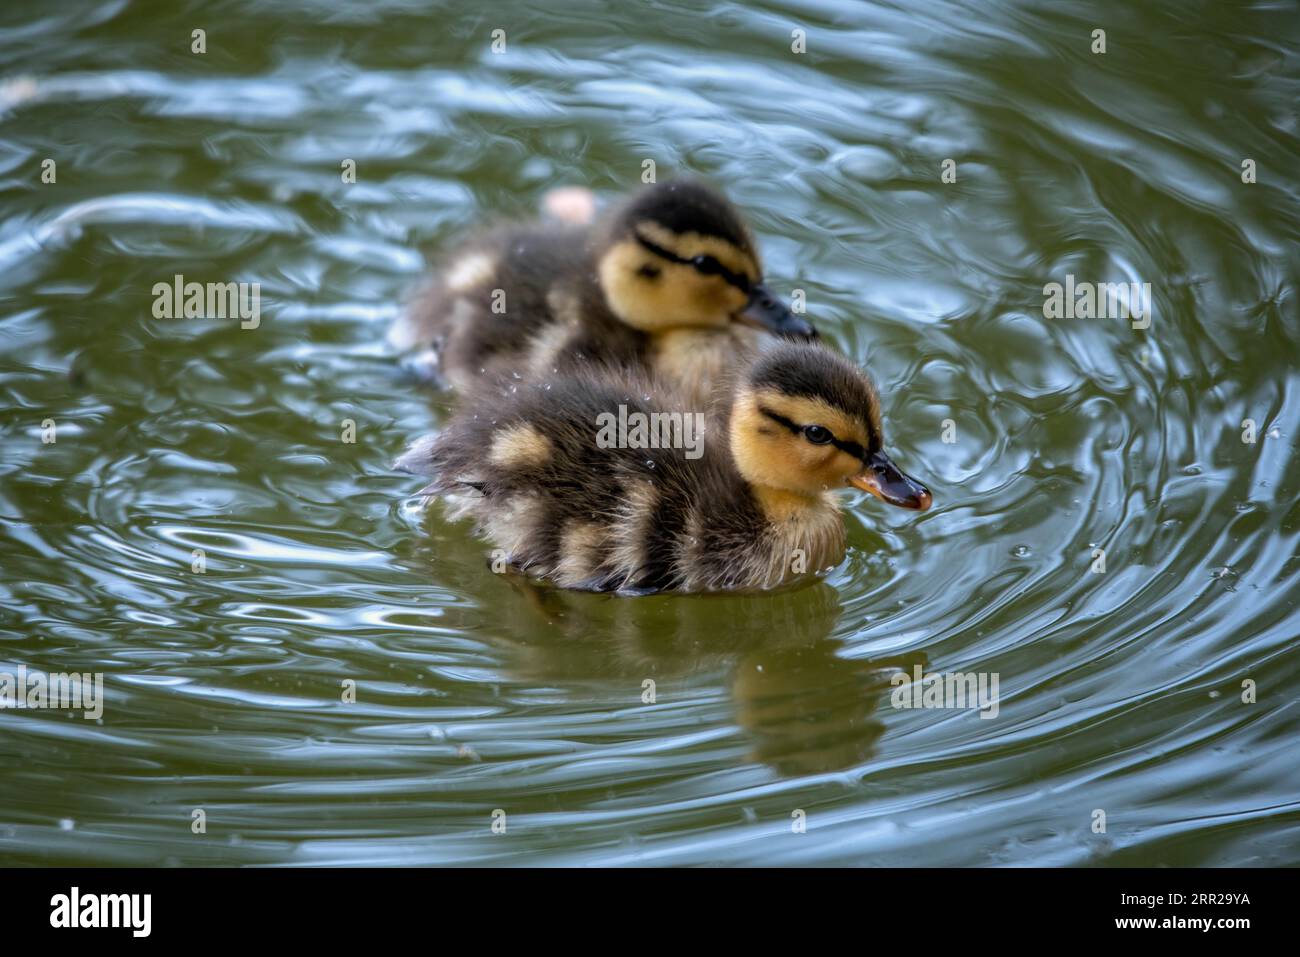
[729,343,933,510]
[595,179,815,340]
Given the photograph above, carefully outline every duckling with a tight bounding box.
[389,179,815,404]
[396,342,931,594]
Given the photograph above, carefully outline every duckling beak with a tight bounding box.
[849,452,932,511]
[734,284,817,340]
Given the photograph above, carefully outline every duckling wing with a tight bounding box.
[392,224,642,391]
[413,371,737,592]
[392,433,438,475]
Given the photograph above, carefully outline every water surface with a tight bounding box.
[2,0,1299,865]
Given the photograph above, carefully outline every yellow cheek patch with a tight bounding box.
[633,221,759,282]
[730,389,876,502]
[489,424,553,469]
[597,240,657,329]
[598,240,746,331]
[730,398,806,492]
[815,448,866,489]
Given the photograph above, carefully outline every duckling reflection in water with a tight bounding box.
[390,179,816,405]
[733,642,912,777]
[397,341,931,594]
[465,578,926,777]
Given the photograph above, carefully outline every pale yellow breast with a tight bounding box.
[651,326,763,407]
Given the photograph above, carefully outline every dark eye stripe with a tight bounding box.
[634,232,752,294]
[758,406,868,462]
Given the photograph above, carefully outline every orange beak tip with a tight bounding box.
[848,471,933,512]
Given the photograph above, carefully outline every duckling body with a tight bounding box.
[397,343,931,594]
[396,222,640,392]
[390,180,814,404]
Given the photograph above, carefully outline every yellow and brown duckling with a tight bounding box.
[396,342,930,594]
[389,179,816,403]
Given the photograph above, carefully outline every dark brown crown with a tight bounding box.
[615,179,755,254]
[747,343,883,440]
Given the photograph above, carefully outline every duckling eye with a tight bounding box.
[803,425,833,445]
[691,255,723,276]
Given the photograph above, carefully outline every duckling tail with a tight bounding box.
[392,434,439,475]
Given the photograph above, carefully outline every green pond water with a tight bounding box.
[1,0,1299,866]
